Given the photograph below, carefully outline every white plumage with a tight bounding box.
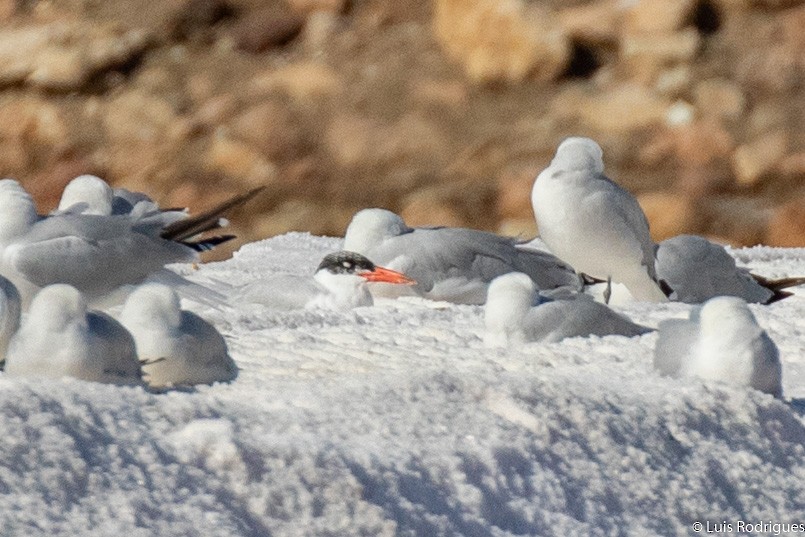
[484,272,652,346]
[120,283,237,388]
[236,251,415,311]
[343,208,582,304]
[0,179,213,307]
[531,137,667,302]
[653,296,782,397]
[5,284,142,385]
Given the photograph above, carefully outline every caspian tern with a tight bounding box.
[343,208,583,304]
[0,179,260,307]
[236,250,416,310]
[4,284,143,385]
[656,234,805,304]
[120,283,237,388]
[484,272,652,346]
[531,137,668,303]
[653,296,782,397]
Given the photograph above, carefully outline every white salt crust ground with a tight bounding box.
[1,232,804,536]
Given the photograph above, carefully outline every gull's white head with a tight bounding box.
[484,272,537,346]
[343,208,410,253]
[0,179,37,239]
[121,283,182,330]
[550,137,605,174]
[58,175,114,215]
[697,296,759,336]
[28,284,88,333]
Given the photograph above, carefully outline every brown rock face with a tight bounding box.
[638,191,703,242]
[0,0,800,250]
[732,132,788,186]
[433,0,570,84]
[767,197,805,247]
[0,23,150,91]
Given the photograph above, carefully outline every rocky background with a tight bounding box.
[0,0,803,258]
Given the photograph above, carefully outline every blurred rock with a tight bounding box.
[0,23,150,91]
[557,0,622,45]
[558,85,671,133]
[230,100,307,160]
[621,29,700,84]
[0,96,70,148]
[205,134,279,186]
[253,199,339,237]
[673,120,734,168]
[250,62,343,102]
[286,0,346,15]
[767,197,805,247]
[694,78,745,121]
[170,0,232,40]
[400,189,466,228]
[233,6,304,53]
[495,165,535,220]
[732,131,788,186]
[301,11,338,52]
[104,91,182,145]
[410,79,469,109]
[704,197,769,246]
[654,65,693,96]
[623,0,697,34]
[433,0,570,84]
[325,114,378,169]
[638,191,703,241]
[0,141,27,174]
[777,152,805,179]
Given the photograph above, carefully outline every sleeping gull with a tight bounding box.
[653,296,782,397]
[484,272,652,346]
[236,250,416,310]
[343,208,583,305]
[5,284,143,385]
[656,234,805,304]
[120,283,237,388]
[531,137,668,302]
[0,179,259,307]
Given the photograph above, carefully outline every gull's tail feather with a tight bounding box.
[161,186,265,242]
[751,274,805,304]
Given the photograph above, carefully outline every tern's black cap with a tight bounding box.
[317,251,377,275]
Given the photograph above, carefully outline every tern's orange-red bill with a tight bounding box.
[361,266,416,285]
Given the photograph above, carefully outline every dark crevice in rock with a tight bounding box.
[561,41,602,79]
[691,0,722,35]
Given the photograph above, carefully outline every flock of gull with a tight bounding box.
[0,137,801,397]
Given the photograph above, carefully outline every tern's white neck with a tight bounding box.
[313,270,373,309]
[343,208,410,253]
[550,137,605,174]
[0,179,38,241]
[484,273,536,346]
